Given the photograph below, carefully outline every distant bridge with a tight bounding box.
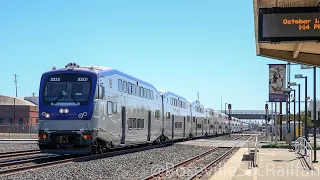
[216,110,279,119]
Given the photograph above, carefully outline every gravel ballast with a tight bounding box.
[1,144,213,180]
[0,144,39,153]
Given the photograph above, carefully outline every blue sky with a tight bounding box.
[0,0,317,112]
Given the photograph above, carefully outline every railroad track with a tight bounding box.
[144,135,252,180]
[0,150,41,159]
[0,142,175,176]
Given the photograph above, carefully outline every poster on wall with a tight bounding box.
[269,64,286,102]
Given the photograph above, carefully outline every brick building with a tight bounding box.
[0,95,38,133]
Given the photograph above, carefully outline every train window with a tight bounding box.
[179,122,182,129]
[113,102,117,113]
[128,82,132,94]
[99,84,105,99]
[139,119,144,129]
[166,112,170,120]
[187,116,190,122]
[128,118,133,129]
[132,84,136,95]
[123,81,127,93]
[143,88,146,98]
[132,118,137,128]
[107,101,113,115]
[204,119,206,124]
[0,118,3,124]
[155,110,160,119]
[193,117,195,123]
[170,98,173,105]
[140,87,143,97]
[118,79,123,92]
[210,125,214,129]
[174,122,178,129]
[151,90,154,100]
[147,89,150,99]
[137,119,141,129]
[197,124,201,129]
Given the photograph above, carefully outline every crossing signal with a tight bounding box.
[228,104,232,110]
[265,104,268,110]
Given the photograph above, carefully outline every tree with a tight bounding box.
[274,110,313,128]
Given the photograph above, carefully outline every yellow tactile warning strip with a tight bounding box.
[208,148,248,180]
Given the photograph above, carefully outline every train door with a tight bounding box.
[195,118,198,136]
[147,111,151,141]
[121,107,126,144]
[202,119,204,135]
[172,115,175,139]
[183,117,186,137]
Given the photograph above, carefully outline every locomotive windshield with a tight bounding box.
[42,73,92,106]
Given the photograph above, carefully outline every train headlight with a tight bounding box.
[59,108,64,114]
[64,108,69,114]
[41,112,46,116]
[83,112,87,116]
[45,113,51,119]
[78,113,83,119]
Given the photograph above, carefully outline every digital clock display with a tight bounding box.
[258,7,320,42]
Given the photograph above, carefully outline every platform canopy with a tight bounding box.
[254,0,320,66]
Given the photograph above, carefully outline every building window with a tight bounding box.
[197,124,202,129]
[0,118,3,124]
[118,79,123,92]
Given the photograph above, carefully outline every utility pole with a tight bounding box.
[13,74,18,133]
[13,74,18,97]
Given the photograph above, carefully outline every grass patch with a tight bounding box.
[261,142,320,150]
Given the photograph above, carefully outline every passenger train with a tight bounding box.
[38,63,249,154]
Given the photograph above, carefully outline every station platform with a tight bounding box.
[209,148,320,180]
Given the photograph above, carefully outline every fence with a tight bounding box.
[0,124,38,139]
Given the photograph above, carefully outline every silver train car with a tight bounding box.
[38,63,250,154]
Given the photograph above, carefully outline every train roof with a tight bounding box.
[98,68,161,94]
[159,90,188,102]
[191,101,204,108]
